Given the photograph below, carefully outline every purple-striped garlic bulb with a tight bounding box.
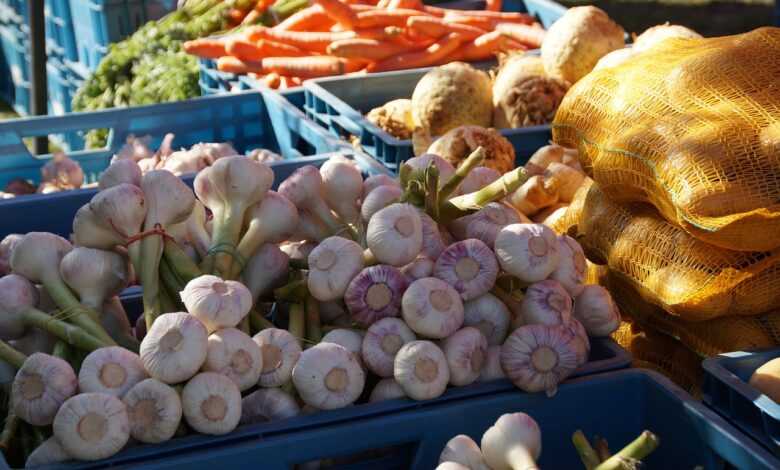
[434,239,499,301]
[442,327,488,386]
[549,235,587,297]
[449,203,525,248]
[402,256,436,282]
[519,280,572,327]
[344,265,408,327]
[362,318,416,377]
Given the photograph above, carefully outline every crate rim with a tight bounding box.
[703,349,780,421]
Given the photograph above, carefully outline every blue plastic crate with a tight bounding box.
[45,58,87,151]
[0,90,351,238]
[0,22,28,85]
[703,348,780,456]
[44,0,79,62]
[8,369,775,469]
[68,0,175,70]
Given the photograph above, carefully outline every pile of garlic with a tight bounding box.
[0,145,621,467]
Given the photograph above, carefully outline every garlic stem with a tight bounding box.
[439,147,486,202]
[442,167,530,223]
[0,411,19,452]
[595,437,612,462]
[572,430,600,470]
[21,306,109,352]
[594,431,659,470]
[44,280,116,346]
[250,309,275,331]
[305,295,322,344]
[163,238,203,284]
[289,303,305,346]
[0,339,26,369]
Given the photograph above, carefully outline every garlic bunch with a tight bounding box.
[181,275,252,333]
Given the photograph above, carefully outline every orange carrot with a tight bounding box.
[486,0,502,12]
[262,56,365,78]
[327,38,412,61]
[183,38,228,59]
[424,6,533,23]
[228,8,246,25]
[226,38,309,61]
[274,6,334,31]
[263,73,281,89]
[495,22,545,48]
[247,26,356,53]
[444,14,494,30]
[217,56,264,74]
[355,9,433,28]
[313,0,358,29]
[406,15,485,40]
[451,30,519,62]
[371,32,462,72]
[387,0,423,9]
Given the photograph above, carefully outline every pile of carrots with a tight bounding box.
[184,0,546,89]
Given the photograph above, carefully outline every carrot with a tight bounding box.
[226,38,309,61]
[406,16,486,40]
[495,22,546,48]
[327,38,412,61]
[444,14,494,30]
[217,56,264,74]
[313,0,358,29]
[354,26,415,46]
[424,6,533,23]
[247,26,356,53]
[451,31,519,62]
[183,38,228,59]
[228,8,246,25]
[263,73,281,89]
[274,6,334,31]
[485,0,502,12]
[387,0,423,9]
[371,32,463,72]
[355,9,433,28]
[262,56,366,79]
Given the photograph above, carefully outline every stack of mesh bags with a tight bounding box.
[549,27,780,388]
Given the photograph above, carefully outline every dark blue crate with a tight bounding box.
[11,369,776,469]
[68,0,175,70]
[44,0,79,62]
[0,90,350,238]
[703,348,780,456]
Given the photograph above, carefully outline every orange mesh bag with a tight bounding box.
[565,183,780,321]
[552,27,780,252]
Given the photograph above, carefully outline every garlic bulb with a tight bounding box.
[278,165,342,234]
[292,343,365,410]
[25,437,70,468]
[494,224,560,283]
[369,378,407,403]
[0,234,22,276]
[440,434,489,470]
[99,159,142,190]
[12,353,78,426]
[549,235,587,297]
[321,329,365,367]
[307,236,364,301]
[185,200,211,258]
[252,328,302,388]
[71,204,123,251]
[449,203,525,249]
[573,285,621,337]
[361,184,403,223]
[204,328,262,391]
[501,324,581,396]
[122,378,182,444]
[463,293,511,346]
[481,412,541,470]
[458,166,501,194]
[0,273,38,340]
[436,463,470,470]
[362,174,399,199]
[419,212,447,259]
[402,278,464,339]
[240,388,300,425]
[139,312,208,384]
[434,239,499,301]
[53,393,130,461]
[479,346,506,382]
[367,203,424,267]
[344,265,408,327]
[243,243,289,302]
[40,152,84,190]
[442,327,488,386]
[180,275,252,333]
[403,154,456,187]
[566,317,591,367]
[394,340,449,400]
[235,191,299,271]
[402,256,435,282]
[362,318,417,377]
[60,247,129,310]
[182,372,242,435]
[520,280,573,327]
[320,156,363,225]
[12,328,55,356]
[78,346,148,397]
